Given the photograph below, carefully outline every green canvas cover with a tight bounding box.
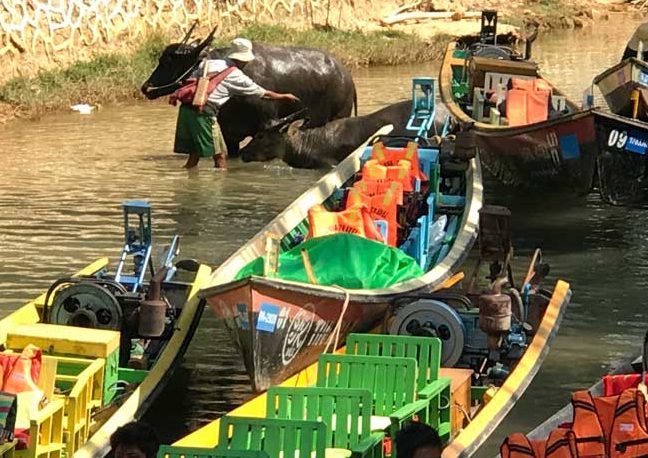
[235,233,424,289]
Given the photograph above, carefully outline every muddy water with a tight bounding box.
[0,16,645,456]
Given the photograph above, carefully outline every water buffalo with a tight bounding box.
[240,100,447,169]
[140,26,357,157]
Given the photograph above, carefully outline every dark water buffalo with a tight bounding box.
[140,26,357,157]
[240,100,447,169]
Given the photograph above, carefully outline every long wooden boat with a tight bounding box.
[594,109,648,205]
[0,203,211,458]
[171,271,570,458]
[198,120,483,392]
[495,332,648,458]
[594,57,648,119]
[439,40,598,195]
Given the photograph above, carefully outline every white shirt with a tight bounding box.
[195,59,266,106]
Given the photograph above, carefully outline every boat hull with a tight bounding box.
[594,110,648,205]
[208,278,391,391]
[594,58,648,118]
[439,42,597,195]
[475,110,597,193]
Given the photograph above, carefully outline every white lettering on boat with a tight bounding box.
[281,307,316,365]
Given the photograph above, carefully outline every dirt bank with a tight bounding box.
[0,0,629,126]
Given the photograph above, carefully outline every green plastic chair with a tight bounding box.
[266,386,384,458]
[218,416,344,458]
[315,354,429,456]
[158,446,269,458]
[345,334,452,440]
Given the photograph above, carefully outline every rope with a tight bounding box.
[145,61,200,92]
[323,285,351,354]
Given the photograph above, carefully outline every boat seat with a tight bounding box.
[484,72,535,94]
[469,55,538,90]
[6,323,120,406]
[158,446,270,458]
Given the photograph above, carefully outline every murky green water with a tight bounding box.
[0,16,645,456]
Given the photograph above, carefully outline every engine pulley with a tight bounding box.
[50,282,123,330]
[389,299,465,367]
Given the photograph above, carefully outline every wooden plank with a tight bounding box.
[7,324,120,358]
[440,367,473,435]
[38,357,58,401]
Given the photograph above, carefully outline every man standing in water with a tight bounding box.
[622,22,648,61]
[174,38,299,170]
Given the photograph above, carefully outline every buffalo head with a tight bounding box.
[141,23,217,100]
[241,109,308,163]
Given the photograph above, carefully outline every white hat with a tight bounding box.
[227,38,255,62]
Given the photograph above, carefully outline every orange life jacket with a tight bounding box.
[306,204,384,243]
[506,78,551,127]
[370,142,427,181]
[603,374,648,396]
[609,389,648,457]
[570,390,610,457]
[352,180,404,205]
[500,429,578,458]
[362,159,415,192]
[345,182,401,246]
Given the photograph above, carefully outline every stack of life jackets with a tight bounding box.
[505,78,552,127]
[305,141,425,246]
[501,386,648,457]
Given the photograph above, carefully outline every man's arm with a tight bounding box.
[262,90,300,102]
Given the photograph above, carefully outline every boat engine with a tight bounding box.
[44,201,181,366]
[389,293,528,377]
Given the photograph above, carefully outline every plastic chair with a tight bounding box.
[266,386,384,458]
[316,354,429,456]
[346,334,452,440]
[218,416,340,458]
[158,446,269,458]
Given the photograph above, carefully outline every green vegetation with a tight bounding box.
[0,24,444,121]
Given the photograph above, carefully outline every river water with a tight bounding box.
[0,16,645,456]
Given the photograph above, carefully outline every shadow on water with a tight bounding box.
[1,16,648,456]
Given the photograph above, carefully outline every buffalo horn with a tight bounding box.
[272,108,309,130]
[180,21,198,44]
[197,26,218,53]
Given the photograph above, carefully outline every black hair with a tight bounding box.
[394,422,442,458]
[110,422,160,458]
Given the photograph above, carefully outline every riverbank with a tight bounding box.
[0,1,624,125]
[0,24,447,124]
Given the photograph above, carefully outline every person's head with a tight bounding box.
[227,38,255,69]
[394,422,442,458]
[110,422,160,458]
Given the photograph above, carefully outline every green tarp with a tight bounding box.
[235,233,424,289]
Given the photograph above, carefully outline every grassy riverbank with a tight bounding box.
[0,24,444,123]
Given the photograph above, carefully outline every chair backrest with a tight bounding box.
[219,416,327,458]
[316,353,417,416]
[266,386,373,448]
[484,72,536,93]
[346,333,442,392]
[158,446,269,458]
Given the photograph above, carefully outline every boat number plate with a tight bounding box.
[608,129,628,149]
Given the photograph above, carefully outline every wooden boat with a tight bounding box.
[496,331,648,458]
[593,109,648,205]
[439,28,598,195]
[593,57,648,120]
[0,202,211,458]
[199,128,482,391]
[167,257,570,458]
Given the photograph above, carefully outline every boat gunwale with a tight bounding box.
[441,279,572,458]
[592,57,648,85]
[199,127,483,300]
[593,107,648,129]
